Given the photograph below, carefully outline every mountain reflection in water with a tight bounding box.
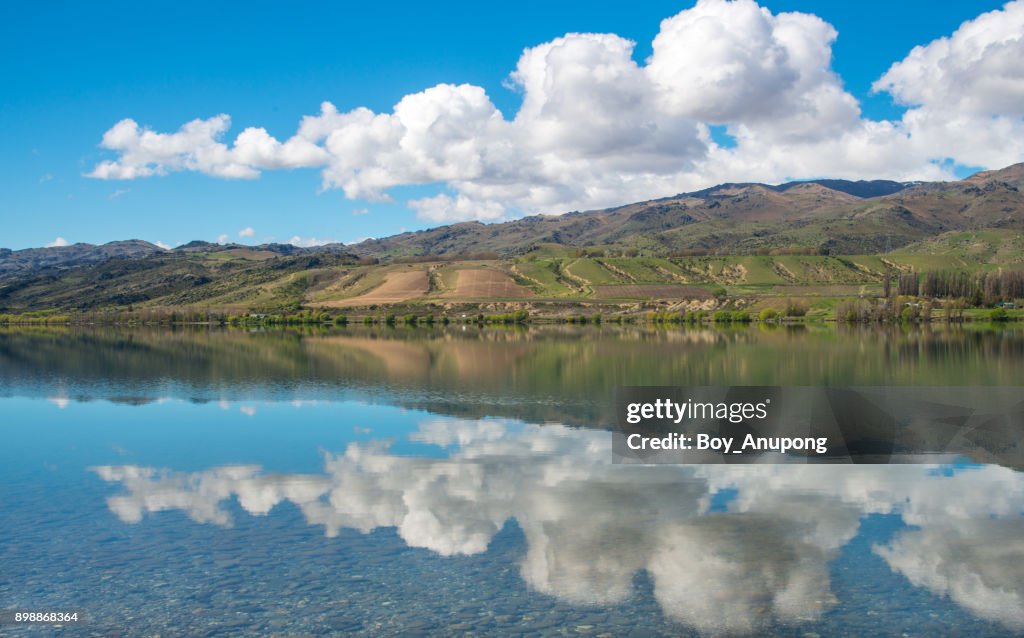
[93,418,1024,635]
[3,324,1023,427]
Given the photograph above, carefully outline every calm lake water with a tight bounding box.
[1,325,1023,636]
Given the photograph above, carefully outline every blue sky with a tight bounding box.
[0,0,1016,250]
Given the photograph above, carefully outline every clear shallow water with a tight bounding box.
[1,326,1023,636]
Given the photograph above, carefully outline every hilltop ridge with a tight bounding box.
[345,164,1024,258]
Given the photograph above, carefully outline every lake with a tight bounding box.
[1,325,1022,636]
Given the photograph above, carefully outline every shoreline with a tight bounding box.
[1,312,1020,328]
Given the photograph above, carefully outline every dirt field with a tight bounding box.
[328,270,430,307]
[592,285,712,299]
[446,269,533,298]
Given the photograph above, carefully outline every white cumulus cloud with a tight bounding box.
[874,0,1024,169]
[46,237,69,247]
[875,2,1024,117]
[88,115,258,180]
[85,0,1024,223]
[238,227,256,238]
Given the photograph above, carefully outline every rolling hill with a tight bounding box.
[0,247,362,312]
[1,164,1022,314]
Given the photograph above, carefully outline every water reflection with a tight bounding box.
[94,417,1024,634]
[3,324,1023,426]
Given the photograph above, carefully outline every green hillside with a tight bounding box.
[2,164,1023,317]
[5,245,1021,317]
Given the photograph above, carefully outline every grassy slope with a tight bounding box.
[564,258,619,286]
[0,250,359,312]
[511,261,576,297]
[2,241,1023,314]
[888,229,1024,271]
[309,251,1019,305]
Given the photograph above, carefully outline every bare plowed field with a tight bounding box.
[329,270,429,307]
[447,269,532,298]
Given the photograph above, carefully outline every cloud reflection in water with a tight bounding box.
[92,418,1024,634]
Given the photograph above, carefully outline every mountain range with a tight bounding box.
[347,164,1024,258]
[5,164,1023,273]
[2,164,1022,313]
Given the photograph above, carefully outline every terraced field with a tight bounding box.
[8,242,1020,315]
[512,261,576,296]
[842,256,889,276]
[509,255,891,296]
[564,259,620,286]
[770,256,867,284]
[596,259,652,283]
[227,251,1013,309]
[674,258,753,285]
[310,269,383,303]
[603,257,689,283]
[446,269,532,298]
[325,269,430,307]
